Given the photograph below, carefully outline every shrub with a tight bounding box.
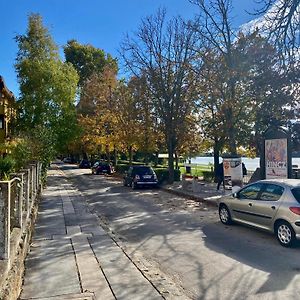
[153,168,181,184]
[202,171,214,182]
[115,164,130,174]
[0,156,16,180]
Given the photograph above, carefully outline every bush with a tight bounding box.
[0,156,16,180]
[115,164,130,174]
[202,171,214,182]
[153,168,181,184]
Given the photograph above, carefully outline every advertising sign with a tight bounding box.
[223,157,243,187]
[265,138,288,179]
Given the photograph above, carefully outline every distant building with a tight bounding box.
[0,76,16,153]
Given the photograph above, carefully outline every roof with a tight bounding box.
[259,179,300,188]
[0,75,15,102]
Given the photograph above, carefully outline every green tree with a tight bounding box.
[64,40,118,87]
[15,13,79,173]
[236,32,295,155]
[197,31,294,173]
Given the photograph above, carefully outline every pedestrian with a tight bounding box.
[216,162,225,190]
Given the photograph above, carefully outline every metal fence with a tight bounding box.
[0,162,42,260]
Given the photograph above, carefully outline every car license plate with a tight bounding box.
[143,175,151,179]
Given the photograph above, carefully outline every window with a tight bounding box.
[238,183,263,200]
[291,188,300,204]
[134,167,154,175]
[0,115,4,129]
[260,184,284,201]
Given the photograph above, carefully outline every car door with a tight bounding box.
[231,183,264,223]
[249,183,284,229]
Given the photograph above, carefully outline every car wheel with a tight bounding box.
[276,221,296,247]
[219,205,232,225]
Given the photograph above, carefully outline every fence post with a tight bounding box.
[29,165,34,204]
[21,169,30,219]
[10,175,23,229]
[0,182,10,260]
[30,164,36,200]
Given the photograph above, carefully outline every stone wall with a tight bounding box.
[0,200,39,300]
[0,162,41,300]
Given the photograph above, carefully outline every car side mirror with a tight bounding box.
[232,192,238,198]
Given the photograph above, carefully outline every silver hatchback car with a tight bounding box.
[218,179,300,247]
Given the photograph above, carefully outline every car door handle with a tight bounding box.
[248,203,252,207]
[271,206,276,210]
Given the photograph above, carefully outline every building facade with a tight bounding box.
[0,76,16,151]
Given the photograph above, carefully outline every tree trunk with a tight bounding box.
[113,146,117,167]
[154,151,159,167]
[106,145,110,163]
[167,135,175,184]
[175,152,179,170]
[128,145,133,166]
[226,105,237,155]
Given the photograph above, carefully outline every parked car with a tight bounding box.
[218,179,300,247]
[123,166,158,189]
[79,159,91,169]
[91,161,114,175]
[63,157,72,163]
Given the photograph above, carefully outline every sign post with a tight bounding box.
[262,127,292,179]
[223,157,243,188]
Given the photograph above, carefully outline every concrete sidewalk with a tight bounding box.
[20,167,163,300]
[162,180,231,206]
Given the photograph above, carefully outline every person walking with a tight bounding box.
[216,162,225,190]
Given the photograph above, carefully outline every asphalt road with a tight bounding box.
[62,164,300,300]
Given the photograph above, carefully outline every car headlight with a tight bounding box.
[135,175,140,180]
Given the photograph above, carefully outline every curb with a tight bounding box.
[160,187,218,208]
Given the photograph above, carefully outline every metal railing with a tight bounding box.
[0,162,42,260]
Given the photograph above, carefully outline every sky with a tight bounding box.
[1,0,258,96]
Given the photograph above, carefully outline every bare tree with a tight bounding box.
[190,0,240,155]
[120,9,200,183]
[255,0,300,63]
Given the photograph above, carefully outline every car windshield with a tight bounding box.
[134,167,154,175]
[291,188,300,204]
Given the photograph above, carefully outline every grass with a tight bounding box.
[117,160,214,177]
[179,163,213,177]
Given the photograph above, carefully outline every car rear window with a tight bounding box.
[134,167,154,175]
[291,188,300,204]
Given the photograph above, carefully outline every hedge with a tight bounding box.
[202,170,214,182]
[115,164,130,174]
[153,168,181,184]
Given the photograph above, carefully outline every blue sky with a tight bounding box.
[1,0,258,96]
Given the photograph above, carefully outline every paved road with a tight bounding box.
[60,164,300,300]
